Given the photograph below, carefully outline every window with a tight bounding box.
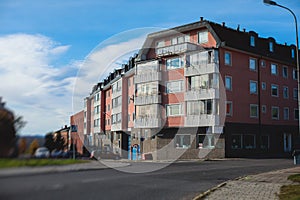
[189,74,211,90]
[175,134,191,148]
[177,36,184,44]
[112,96,122,108]
[244,135,256,149]
[260,135,269,149]
[283,66,288,78]
[260,60,266,68]
[283,87,289,99]
[250,104,258,118]
[272,107,279,120]
[225,76,232,91]
[94,119,100,127]
[250,81,258,94]
[171,37,177,45]
[224,52,232,66]
[250,36,255,47]
[166,57,184,70]
[249,58,257,71]
[198,30,208,44]
[271,84,279,97]
[262,82,266,90]
[184,34,190,42]
[295,109,299,120]
[156,40,164,48]
[166,80,184,93]
[197,134,215,149]
[166,104,183,116]
[284,107,289,120]
[137,82,158,96]
[291,48,295,58]
[226,101,233,116]
[269,41,274,52]
[262,105,267,113]
[94,105,100,114]
[293,69,298,80]
[293,88,298,100]
[187,100,212,115]
[231,135,242,149]
[271,64,278,75]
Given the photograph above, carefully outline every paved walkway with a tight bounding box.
[195,166,300,200]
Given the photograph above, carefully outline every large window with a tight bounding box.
[198,30,208,44]
[136,104,158,118]
[112,96,122,108]
[282,66,288,78]
[271,64,278,75]
[250,81,257,94]
[166,80,184,93]
[175,134,191,148]
[260,135,269,149]
[197,134,215,149]
[166,57,184,70]
[271,84,279,97]
[166,104,183,116]
[187,100,212,115]
[224,52,232,66]
[225,76,232,91]
[111,113,121,124]
[249,58,257,71]
[189,74,212,90]
[250,104,258,118]
[136,82,158,96]
[244,135,256,149]
[272,107,279,120]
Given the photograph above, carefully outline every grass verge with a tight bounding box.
[0,159,89,169]
[279,174,300,200]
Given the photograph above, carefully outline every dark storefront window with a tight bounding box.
[244,135,256,149]
[260,135,269,149]
[231,135,242,149]
[197,134,215,149]
[175,134,191,148]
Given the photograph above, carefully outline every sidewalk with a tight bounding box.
[0,160,130,178]
[194,166,300,200]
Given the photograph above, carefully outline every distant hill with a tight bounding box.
[18,135,45,149]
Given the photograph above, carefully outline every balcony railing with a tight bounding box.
[135,71,161,84]
[134,117,162,128]
[156,42,198,56]
[185,63,219,76]
[134,94,162,105]
[111,105,122,115]
[184,115,219,127]
[111,89,122,99]
[185,88,219,101]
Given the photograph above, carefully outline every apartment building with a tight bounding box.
[76,18,298,159]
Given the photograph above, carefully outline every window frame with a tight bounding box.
[282,66,288,78]
[166,104,183,117]
[249,58,257,71]
[272,106,279,120]
[250,104,259,118]
[271,63,278,75]
[249,80,258,94]
[226,101,233,116]
[225,76,232,91]
[224,52,232,66]
[283,107,289,120]
[283,86,289,99]
[271,84,279,97]
[198,30,208,44]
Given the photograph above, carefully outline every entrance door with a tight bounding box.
[284,133,292,152]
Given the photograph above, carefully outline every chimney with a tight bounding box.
[200,17,204,22]
[237,24,240,31]
[222,22,225,27]
[243,28,246,32]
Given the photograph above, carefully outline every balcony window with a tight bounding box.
[189,74,211,90]
[187,100,212,115]
[175,134,191,149]
[156,40,164,48]
[171,37,177,45]
[198,30,208,44]
[249,81,257,94]
[272,107,279,120]
[166,80,184,93]
[184,34,190,42]
[271,85,279,97]
[136,104,158,118]
[166,57,184,70]
[166,104,183,116]
[136,82,158,96]
[249,58,257,71]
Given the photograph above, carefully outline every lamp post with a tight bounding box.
[264,0,300,138]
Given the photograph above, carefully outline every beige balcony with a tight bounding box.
[111,89,122,99]
[134,117,162,128]
[111,123,122,131]
[156,42,198,56]
[185,88,219,101]
[135,72,161,84]
[185,63,219,76]
[111,105,122,115]
[135,94,162,106]
[184,115,219,127]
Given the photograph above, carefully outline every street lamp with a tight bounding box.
[263,0,300,137]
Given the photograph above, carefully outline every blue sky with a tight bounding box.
[0,0,299,135]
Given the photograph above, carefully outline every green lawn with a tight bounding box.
[0,159,89,169]
[279,174,300,200]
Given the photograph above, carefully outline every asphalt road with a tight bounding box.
[0,159,294,200]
